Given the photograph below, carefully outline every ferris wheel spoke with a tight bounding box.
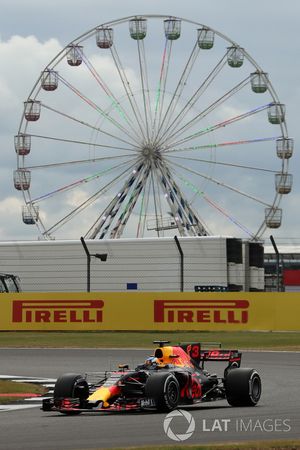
[162,161,210,236]
[44,158,140,236]
[171,169,255,238]
[41,103,141,150]
[152,164,183,237]
[110,165,151,238]
[152,39,173,140]
[31,158,137,204]
[150,168,163,237]
[86,159,144,239]
[57,74,141,145]
[136,39,153,141]
[165,155,278,174]
[136,174,158,238]
[136,183,146,238]
[157,160,209,236]
[30,134,137,153]
[157,54,227,145]
[169,103,271,148]
[144,176,155,237]
[164,136,280,155]
[154,163,180,233]
[110,45,148,141]
[24,154,136,170]
[155,42,200,143]
[162,75,251,146]
[168,159,273,207]
[153,170,165,236]
[78,49,143,142]
[97,162,146,239]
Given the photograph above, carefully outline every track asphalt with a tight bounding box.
[0,348,299,449]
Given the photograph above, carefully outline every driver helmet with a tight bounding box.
[145,356,158,366]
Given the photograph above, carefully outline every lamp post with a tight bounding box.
[80,237,108,292]
[270,235,280,292]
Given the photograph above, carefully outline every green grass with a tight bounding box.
[0,380,45,404]
[80,441,300,450]
[0,331,300,350]
[78,440,300,450]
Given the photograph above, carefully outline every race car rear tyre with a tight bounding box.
[225,368,261,407]
[54,373,89,414]
[145,373,180,412]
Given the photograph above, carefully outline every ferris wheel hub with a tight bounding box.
[141,144,161,162]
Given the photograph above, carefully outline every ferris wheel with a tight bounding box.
[14,14,293,240]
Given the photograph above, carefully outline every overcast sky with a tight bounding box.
[0,0,299,247]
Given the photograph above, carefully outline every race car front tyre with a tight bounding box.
[145,373,180,412]
[225,368,261,407]
[54,373,89,414]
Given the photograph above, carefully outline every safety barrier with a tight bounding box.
[0,292,299,331]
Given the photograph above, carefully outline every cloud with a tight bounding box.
[0,196,27,238]
[0,35,62,98]
[0,35,63,240]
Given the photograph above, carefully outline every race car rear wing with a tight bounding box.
[179,342,242,368]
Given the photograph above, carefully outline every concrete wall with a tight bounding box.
[0,236,230,292]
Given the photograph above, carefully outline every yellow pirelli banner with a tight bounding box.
[0,292,299,331]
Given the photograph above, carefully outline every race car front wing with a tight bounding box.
[42,396,157,413]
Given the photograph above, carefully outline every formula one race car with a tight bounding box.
[42,341,261,414]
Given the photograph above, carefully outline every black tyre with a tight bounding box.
[145,373,180,412]
[225,368,261,407]
[54,373,89,415]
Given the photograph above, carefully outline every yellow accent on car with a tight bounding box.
[88,386,111,402]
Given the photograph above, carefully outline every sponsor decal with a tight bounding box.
[154,299,249,324]
[12,299,103,323]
